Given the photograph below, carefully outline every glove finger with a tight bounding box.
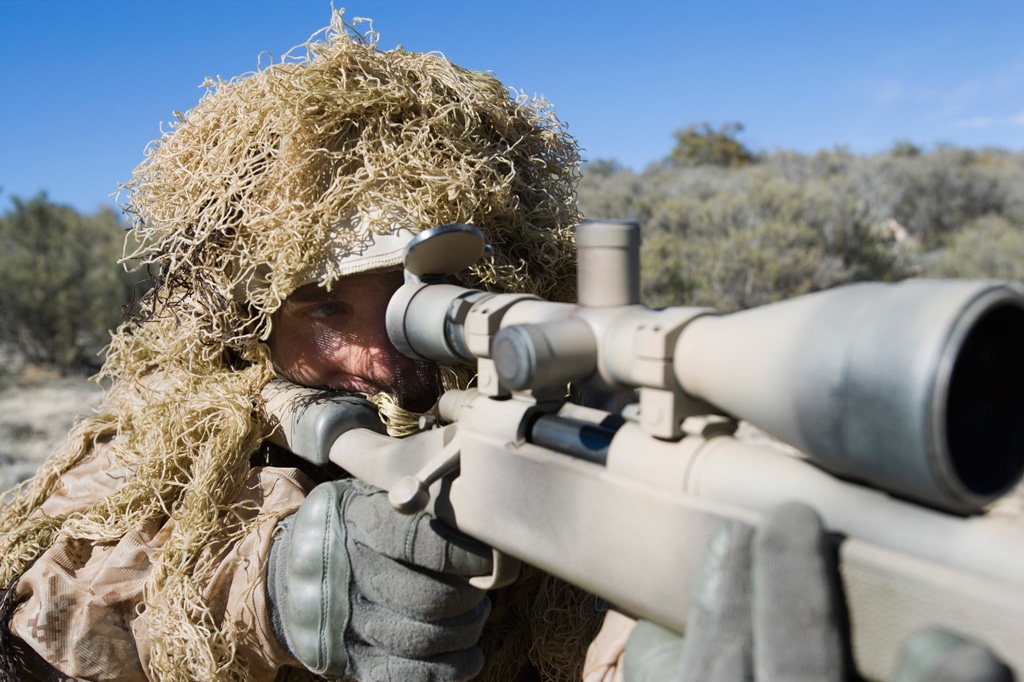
[893,629,1014,682]
[709,641,754,682]
[677,519,755,681]
[349,541,488,619]
[623,620,687,682]
[341,481,493,576]
[347,643,485,682]
[752,502,845,682]
[348,593,491,659]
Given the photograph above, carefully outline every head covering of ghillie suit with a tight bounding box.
[0,10,600,682]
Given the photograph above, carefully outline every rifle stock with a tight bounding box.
[264,220,1024,681]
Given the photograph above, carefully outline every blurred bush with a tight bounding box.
[579,138,1024,311]
[926,214,1024,280]
[0,194,139,375]
[671,122,756,169]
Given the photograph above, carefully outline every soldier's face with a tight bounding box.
[268,270,439,412]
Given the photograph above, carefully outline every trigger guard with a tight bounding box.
[469,549,521,590]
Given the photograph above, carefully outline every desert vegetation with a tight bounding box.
[0,194,141,382]
[578,125,1024,312]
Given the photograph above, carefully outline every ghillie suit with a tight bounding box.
[0,11,601,682]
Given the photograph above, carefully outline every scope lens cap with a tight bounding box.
[404,224,489,278]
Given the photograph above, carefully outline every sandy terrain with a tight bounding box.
[0,375,104,492]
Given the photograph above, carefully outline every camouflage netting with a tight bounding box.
[0,10,598,682]
[121,10,579,353]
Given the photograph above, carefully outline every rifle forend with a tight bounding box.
[386,221,1024,515]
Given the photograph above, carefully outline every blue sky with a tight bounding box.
[2,0,1023,214]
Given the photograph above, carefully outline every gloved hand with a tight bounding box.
[267,479,493,681]
[621,503,1014,682]
[893,630,1014,682]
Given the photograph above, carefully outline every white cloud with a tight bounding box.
[864,57,1024,134]
[961,111,1024,128]
[960,116,995,129]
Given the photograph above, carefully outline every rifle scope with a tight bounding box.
[671,277,1024,514]
[387,222,1024,513]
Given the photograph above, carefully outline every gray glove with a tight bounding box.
[624,502,844,682]
[622,501,1015,675]
[893,630,1014,682]
[623,503,1014,682]
[267,479,493,681]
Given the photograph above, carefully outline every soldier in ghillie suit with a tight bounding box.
[2,10,1017,682]
[0,12,603,681]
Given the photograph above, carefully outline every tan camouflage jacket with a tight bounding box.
[7,440,307,681]
[6,440,625,682]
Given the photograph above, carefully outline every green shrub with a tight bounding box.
[670,122,756,169]
[0,194,137,373]
[642,219,828,311]
[921,214,1024,281]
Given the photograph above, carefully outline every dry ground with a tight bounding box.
[0,372,104,492]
